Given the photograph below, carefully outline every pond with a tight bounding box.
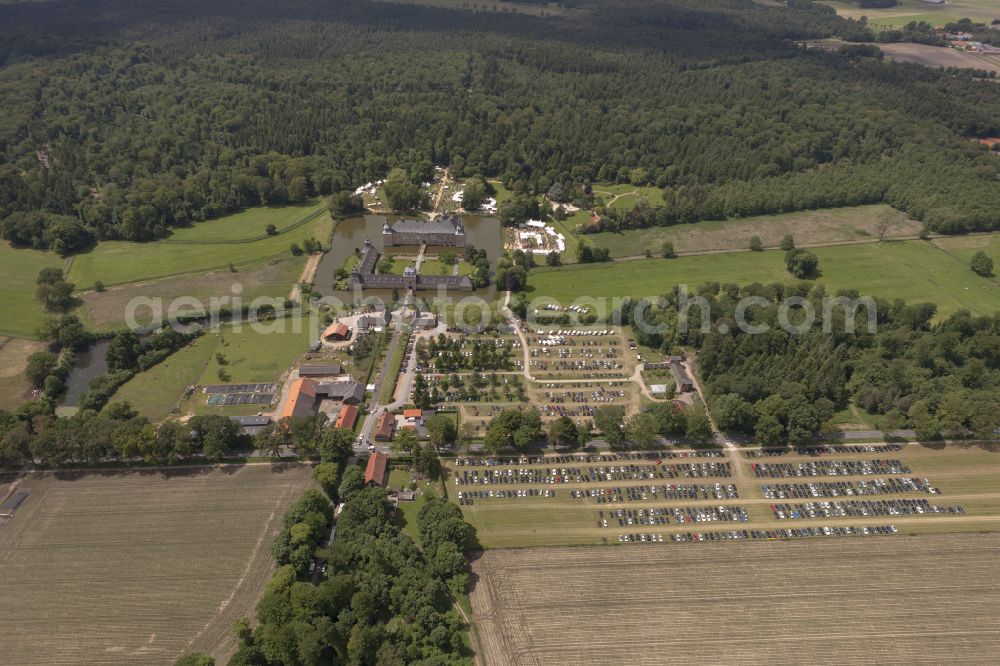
[60,339,109,408]
[313,214,502,307]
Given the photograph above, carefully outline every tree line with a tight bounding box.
[2,0,999,257]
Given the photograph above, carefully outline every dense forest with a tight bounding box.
[226,475,477,665]
[614,285,1000,444]
[2,0,1000,254]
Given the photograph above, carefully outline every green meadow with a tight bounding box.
[67,202,331,288]
[0,242,65,339]
[528,238,1000,318]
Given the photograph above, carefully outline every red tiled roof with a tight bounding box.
[335,404,359,429]
[364,451,388,487]
[323,322,349,339]
[280,378,318,420]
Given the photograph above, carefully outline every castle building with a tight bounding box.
[382,215,466,247]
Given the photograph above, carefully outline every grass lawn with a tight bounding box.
[389,468,438,543]
[380,337,407,403]
[583,205,920,259]
[196,320,314,385]
[488,181,517,207]
[67,202,331,288]
[110,335,219,420]
[111,319,313,420]
[933,234,1000,270]
[0,242,65,339]
[383,259,415,275]
[528,238,1000,318]
[551,210,587,263]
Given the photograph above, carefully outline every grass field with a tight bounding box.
[0,337,47,409]
[582,205,920,258]
[381,336,407,403]
[470,533,1000,665]
[67,202,331,288]
[111,321,313,420]
[0,464,314,665]
[0,242,65,339]
[528,237,1000,318]
[933,232,1000,268]
[821,0,999,26]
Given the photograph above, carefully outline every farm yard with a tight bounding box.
[528,237,1000,318]
[469,533,1000,665]
[0,464,314,665]
[445,444,1000,548]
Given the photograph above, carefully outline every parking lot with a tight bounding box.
[769,499,964,520]
[446,445,1000,548]
[760,477,939,499]
[751,459,911,478]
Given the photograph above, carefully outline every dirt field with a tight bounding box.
[879,43,1000,74]
[470,534,1000,665]
[0,464,314,665]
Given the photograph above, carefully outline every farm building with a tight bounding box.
[323,322,350,341]
[280,378,319,419]
[364,451,389,487]
[670,361,694,393]
[298,364,342,377]
[374,411,395,441]
[318,381,365,405]
[229,415,272,436]
[414,314,438,330]
[335,405,359,429]
[357,310,392,332]
[382,215,466,247]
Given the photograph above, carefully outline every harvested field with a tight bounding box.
[79,256,303,331]
[879,43,1000,74]
[0,464,314,665]
[470,534,1000,665]
[580,205,920,258]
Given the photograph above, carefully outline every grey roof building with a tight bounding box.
[298,364,342,377]
[230,415,272,436]
[383,215,466,247]
[318,381,366,405]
